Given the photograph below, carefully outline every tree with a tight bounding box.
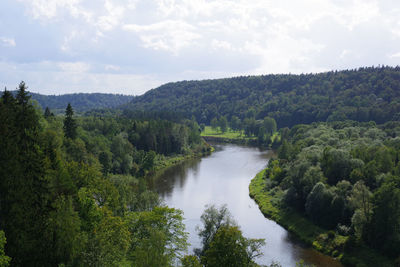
[63,103,77,139]
[263,117,277,135]
[365,176,400,256]
[45,196,83,265]
[0,82,53,266]
[230,116,241,131]
[321,148,352,185]
[195,204,235,258]
[85,209,131,267]
[203,226,253,267]
[15,81,30,107]
[181,255,202,267]
[305,182,334,227]
[349,181,372,240]
[200,223,265,267]
[44,107,53,118]
[0,231,10,267]
[218,116,228,133]
[127,206,188,266]
[210,117,218,131]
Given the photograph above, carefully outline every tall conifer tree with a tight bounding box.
[63,103,77,139]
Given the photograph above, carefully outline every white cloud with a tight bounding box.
[390,52,400,58]
[105,64,121,71]
[96,0,125,32]
[123,20,201,53]
[211,40,233,51]
[58,62,91,73]
[18,0,91,21]
[2,0,400,94]
[0,37,16,47]
[340,49,351,59]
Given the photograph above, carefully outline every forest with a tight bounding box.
[252,121,400,265]
[11,91,134,114]
[126,66,400,128]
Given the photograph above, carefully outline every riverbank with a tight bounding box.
[201,126,258,145]
[201,126,281,148]
[249,170,396,267]
[150,140,213,177]
[202,135,258,146]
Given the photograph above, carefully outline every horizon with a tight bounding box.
[7,64,398,97]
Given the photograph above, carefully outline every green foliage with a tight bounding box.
[203,226,265,267]
[0,82,53,266]
[197,205,265,267]
[365,176,400,256]
[218,116,228,133]
[63,103,77,139]
[127,206,188,266]
[11,91,134,113]
[0,231,10,267]
[305,182,335,227]
[0,82,207,266]
[263,117,277,135]
[84,209,131,267]
[195,204,236,257]
[126,67,400,127]
[210,117,218,131]
[180,255,202,267]
[251,121,400,264]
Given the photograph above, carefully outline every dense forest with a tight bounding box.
[126,66,400,128]
[11,91,134,113]
[255,121,400,265]
[0,82,231,267]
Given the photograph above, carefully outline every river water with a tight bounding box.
[151,143,342,267]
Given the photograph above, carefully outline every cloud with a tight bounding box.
[18,0,91,21]
[1,0,400,94]
[95,0,125,33]
[0,37,16,47]
[123,20,201,54]
[390,52,400,58]
[58,62,91,73]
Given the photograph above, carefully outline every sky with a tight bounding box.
[0,0,400,95]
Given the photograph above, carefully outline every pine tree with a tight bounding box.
[44,107,52,118]
[0,82,51,266]
[15,81,30,106]
[63,103,77,139]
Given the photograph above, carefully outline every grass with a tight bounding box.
[249,170,397,267]
[201,126,246,139]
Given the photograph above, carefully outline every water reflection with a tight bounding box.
[150,158,202,198]
[151,144,342,267]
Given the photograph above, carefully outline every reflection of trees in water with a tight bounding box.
[151,158,201,198]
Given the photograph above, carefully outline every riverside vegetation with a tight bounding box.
[250,121,400,266]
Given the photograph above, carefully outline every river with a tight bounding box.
[151,143,342,267]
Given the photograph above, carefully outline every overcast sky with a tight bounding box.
[1,0,400,95]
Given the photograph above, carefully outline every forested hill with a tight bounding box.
[11,91,134,113]
[125,66,400,128]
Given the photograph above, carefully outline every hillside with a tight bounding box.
[125,66,400,128]
[12,91,134,113]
